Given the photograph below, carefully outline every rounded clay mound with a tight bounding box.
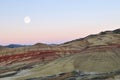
[74,45,120,73]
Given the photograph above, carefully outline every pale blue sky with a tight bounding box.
[0,0,120,45]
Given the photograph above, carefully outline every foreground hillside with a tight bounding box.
[0,28,120,80]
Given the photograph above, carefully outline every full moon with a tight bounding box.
[24,16,31,24]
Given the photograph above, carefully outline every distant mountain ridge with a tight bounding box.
[5,44,30,48]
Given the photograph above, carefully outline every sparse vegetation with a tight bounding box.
[113,29,120,34]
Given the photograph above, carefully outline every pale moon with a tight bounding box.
[24,16,31,24]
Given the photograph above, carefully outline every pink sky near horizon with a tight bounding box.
[0,23,119,45]
[0,0,120,45]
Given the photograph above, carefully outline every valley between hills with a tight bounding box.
[0,29,120,80]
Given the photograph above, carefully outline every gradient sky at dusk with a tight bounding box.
[0,0,120,45]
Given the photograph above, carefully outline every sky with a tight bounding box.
[0,0,120,45]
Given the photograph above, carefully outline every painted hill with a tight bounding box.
[74,44,120,73]
[60,28,120,48]
[32,43,51,48]
[0,28,120,80]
